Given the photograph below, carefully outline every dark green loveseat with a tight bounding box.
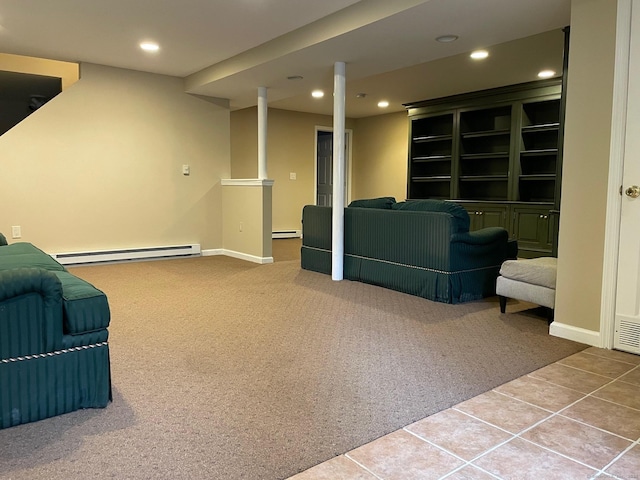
[301,198,515,304]
[0,233,111,428]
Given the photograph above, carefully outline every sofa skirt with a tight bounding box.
[301,245,500,304]
[0,342,111,429]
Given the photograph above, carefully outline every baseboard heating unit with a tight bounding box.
[272,230,301,239]
[52,244,201,266]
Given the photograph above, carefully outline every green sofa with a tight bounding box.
[301,198,515,304]
[0,233,111,429]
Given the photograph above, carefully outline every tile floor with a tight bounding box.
[289,347,640,480]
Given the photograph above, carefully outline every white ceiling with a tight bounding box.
[0,0,571,118]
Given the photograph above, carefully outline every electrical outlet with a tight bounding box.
[289,172,297,180]
[11,226,21,239]
[182,164,190,175]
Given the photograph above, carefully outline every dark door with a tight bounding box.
[316,131,333,206]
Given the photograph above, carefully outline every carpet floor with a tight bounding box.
[0,240,587,479]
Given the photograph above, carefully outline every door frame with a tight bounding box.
[601,0,632,348]
[314,126,353,206]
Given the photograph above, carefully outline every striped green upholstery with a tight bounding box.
[0,241,111,429]
[301,204,512,304]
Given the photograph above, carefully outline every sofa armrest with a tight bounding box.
[0,232,7,246]
[0,267,64,357]
[451,227,508,246]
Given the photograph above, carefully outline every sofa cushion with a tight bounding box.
[392,200,470,233]
[348,197,396,209]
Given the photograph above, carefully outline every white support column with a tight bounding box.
[332,62,346,281]
[257,86,268,180]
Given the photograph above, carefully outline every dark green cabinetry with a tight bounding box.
[405,78,565,258]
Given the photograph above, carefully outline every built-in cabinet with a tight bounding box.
[405,78,565,258]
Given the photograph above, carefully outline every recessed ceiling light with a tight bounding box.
[470,50,489,60]
[311,90,324,98]
[436,35,459,43]
[287,75,304,81]
[538,70,556,78]
[377,100,389,108]
[140,42,159,52]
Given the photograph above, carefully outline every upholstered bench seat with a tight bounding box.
[496,257,557,319]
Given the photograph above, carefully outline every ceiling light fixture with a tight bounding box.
[538,70,556,78]
[470,50,489,60]
[356,93,367,98]
[436,35,459,43]
[377,100,389,108]
[311,90,324,98]
[140,42,159,52]
[287,75,304,81]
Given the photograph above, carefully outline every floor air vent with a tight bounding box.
[616,319,640,355]
[52,244,201,266]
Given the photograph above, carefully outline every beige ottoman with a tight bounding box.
[496,257,557,321]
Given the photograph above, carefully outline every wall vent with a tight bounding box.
[616,319,640,355]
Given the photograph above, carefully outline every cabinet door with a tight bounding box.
[511,205,554,257]
[458,203,509,231]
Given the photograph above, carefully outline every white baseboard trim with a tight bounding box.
[201,249,224,257]
[202,248,273,264]
[549,321,601,347]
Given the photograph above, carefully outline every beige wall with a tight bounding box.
[230,107,357,233]
[0,62,230,253]
[222,182,272,260]
[555,0,617,333]
[351,112,408,201]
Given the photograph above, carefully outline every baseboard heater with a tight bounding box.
[272,230,301,239]
[52,244,201,266]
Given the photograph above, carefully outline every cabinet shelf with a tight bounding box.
[461,129,510,139]
[411,176,451,182]
[459,175,508,182]
[520,149,558,157]
[522,123,560,133]
[520,174,556,181]
[412,155,452,162]
[461,152,509,160]
[413,134,453,143]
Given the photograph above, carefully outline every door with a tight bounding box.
[316,131,333,206]
[315,129,351,207]
[614,3,640,355]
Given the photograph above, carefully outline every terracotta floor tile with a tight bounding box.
[528,363,612,394]
[287,455,378,480]
[473,438,596,480]
[455,390,551,434]
[593,379,640,410]
[406,408,512,461]
[442,465,499,480]
[558,352,637,378]
[605,444,640,480]
[583,347,640,365]
[494,375,584,411]
[347,430,464,480]
[562,396,640,440]
[521,414,632,470]
[619,366,640,386]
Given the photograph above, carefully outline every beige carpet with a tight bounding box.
[0,239,586,479]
